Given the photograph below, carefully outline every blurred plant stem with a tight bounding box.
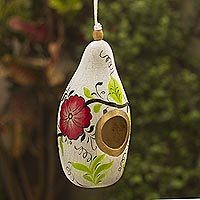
[0,147,24,200]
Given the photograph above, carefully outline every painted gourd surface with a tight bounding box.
[57,40,131,188]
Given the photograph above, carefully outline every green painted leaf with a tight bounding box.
[94,161,113,179]
[95,173,106,184]
[91,154,106,172]
[83,87,93,99]
[122,161,126,168]
[83,174,94,183]
[108,77,123,104]
[71,162,91,174]
[93,103,102,113]
[59,137,64,156]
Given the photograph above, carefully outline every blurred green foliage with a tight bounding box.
[0,0,30,55]
[49,0,82,14]
[0,0,29,22]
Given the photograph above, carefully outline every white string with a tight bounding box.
[93,0,102,31]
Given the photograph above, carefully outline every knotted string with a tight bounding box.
[93,0,102,31]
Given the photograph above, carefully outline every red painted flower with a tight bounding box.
[59,95,92,140]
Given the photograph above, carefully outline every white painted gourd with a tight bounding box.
[57,38,132,188]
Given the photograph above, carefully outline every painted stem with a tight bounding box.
[57,133,62,138]
[85,98,129,108]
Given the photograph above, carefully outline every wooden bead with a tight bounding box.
[93,30,104,41]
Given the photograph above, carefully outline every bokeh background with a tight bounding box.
[0,0,200,199]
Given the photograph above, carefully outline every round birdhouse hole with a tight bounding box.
[95,109,131,157]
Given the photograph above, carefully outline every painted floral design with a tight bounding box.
[59,95,92,140]
[71,154,113,185]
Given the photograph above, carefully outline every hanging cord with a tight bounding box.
[93,0,104,40]
[93,0,102,31]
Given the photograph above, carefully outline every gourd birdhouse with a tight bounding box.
[57,0,132,188]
